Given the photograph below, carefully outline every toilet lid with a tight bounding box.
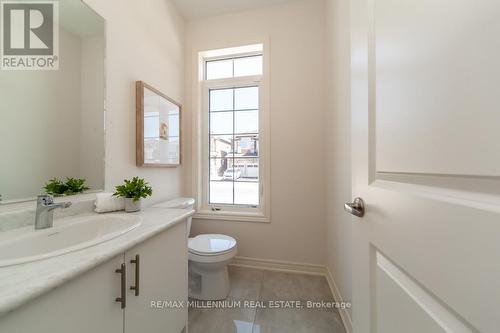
[152,197,195,209]
[188,234,237,255]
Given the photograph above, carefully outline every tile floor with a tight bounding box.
[188,266,346,333]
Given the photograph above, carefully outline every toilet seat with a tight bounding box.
[188,234,237,263]
[188,234,237,255]
[188,247,237,263]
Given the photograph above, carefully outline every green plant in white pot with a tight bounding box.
[113,177,153,212]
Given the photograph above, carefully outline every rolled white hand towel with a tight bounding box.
[94,192,125,213]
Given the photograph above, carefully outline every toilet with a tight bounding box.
[153,198,237,300]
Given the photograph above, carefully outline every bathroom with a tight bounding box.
[0,0,498,332]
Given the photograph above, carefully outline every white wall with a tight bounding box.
[325,0,353,319]
[184,0,327,265]
[83,0,186,204]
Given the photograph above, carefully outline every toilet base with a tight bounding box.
[188,260,231,300]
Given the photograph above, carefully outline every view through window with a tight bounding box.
[206,55,262,207]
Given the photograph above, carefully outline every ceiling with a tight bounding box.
[172,0,296,21]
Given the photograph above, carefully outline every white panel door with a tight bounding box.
[351,0,500,332]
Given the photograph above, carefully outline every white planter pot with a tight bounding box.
[124,198,141,212]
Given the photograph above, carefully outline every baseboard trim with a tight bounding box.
[325,266,353,333]
[229,256,352,333]
[230,256,326,275]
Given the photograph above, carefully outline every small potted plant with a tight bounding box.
[113,177,153,212]
[44,177,90,196]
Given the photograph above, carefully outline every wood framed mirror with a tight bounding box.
[136,81,181,167]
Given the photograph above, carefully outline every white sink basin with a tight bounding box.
[0,214,142,267]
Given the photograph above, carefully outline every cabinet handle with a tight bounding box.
[115,263,126,309]
[130,254,140,296]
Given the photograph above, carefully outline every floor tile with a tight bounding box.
[296,273,336,302]
[260,270,334,302]
[228,266,264,301]
[188,300,256,333]
[188,267,346,333]
[252,307,345,333]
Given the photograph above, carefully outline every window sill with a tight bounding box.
[194,210,270,223]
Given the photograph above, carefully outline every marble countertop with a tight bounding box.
[0,207,194,317]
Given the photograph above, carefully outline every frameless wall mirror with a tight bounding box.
[136,81,181,167]
[0,0,106,203]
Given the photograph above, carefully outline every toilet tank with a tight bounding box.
[152,198,195,235]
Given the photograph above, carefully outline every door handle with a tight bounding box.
[130,254,140,296]
[115,263,126,309]
[344,197,365,217]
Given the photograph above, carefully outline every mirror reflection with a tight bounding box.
[136,81,181,167]
[0,0,105,203]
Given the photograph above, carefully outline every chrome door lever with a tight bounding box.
[344,198,365,217]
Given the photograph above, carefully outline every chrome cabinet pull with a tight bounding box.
[115,263,126,308]
[130,254,140,296]
[344,197,365,217]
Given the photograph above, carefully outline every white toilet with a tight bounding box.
[153,198,237,300]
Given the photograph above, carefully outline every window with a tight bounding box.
[195,43,270,222]
[209,86,260,206]
[206,55,263,80]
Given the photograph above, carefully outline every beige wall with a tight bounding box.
[83,0,186,204]
[325,0,353,318]
[184,0,327,265]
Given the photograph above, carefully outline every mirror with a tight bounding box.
[0,0,105,203]
[136,81,181,167]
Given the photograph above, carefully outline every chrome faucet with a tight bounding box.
[35,195,72,230]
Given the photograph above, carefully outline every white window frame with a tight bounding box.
[192,43,270,223]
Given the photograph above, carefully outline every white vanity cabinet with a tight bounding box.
[0,254,125,333]
[124,220,188,333]
[0,219,188,333]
